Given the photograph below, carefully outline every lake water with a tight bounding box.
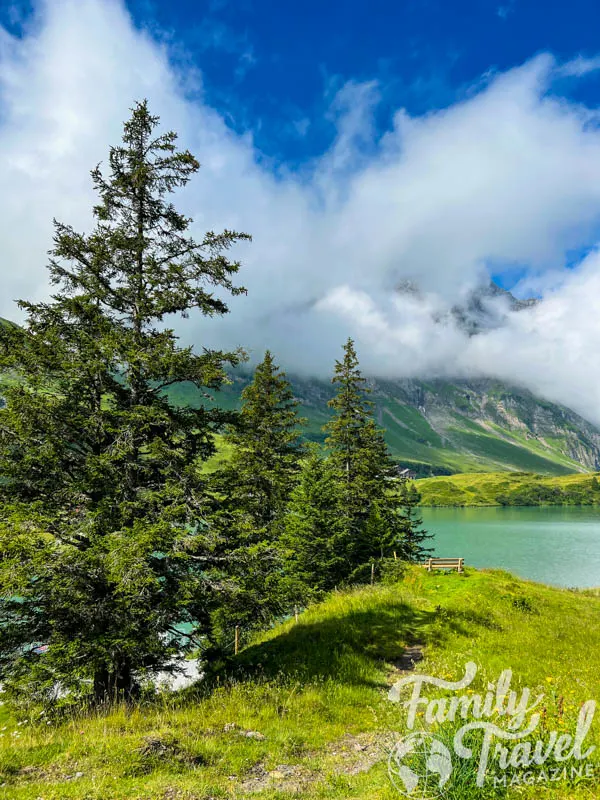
[421,506,600,588]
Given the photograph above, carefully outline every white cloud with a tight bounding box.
[2,1,600,424]
[320,260,600,424]
[556,55,600,78]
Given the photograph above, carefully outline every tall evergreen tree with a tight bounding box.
[210,351,305,633]
[0,101,250,707]
[321,339,434,582]
[281,445,347,600]
[396,481,434,562]
[324,339,397,572]
[222,351,305,539]
[325,339,396,503]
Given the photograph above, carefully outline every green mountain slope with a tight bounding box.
[417,470,600,506]
[2,310,598,475]
[170,374,600,476]
[167,283,600,475]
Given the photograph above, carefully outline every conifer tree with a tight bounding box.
[322,339,434,581]
[324,339,397,569]
[222,351,305,538]
[0,101,249,707]
[281,445,347,599]
[325,339,396,503]
[211,351,305,632]
[362,501,400,560]
[396,481,434,562]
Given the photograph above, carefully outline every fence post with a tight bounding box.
[393,551,397,561]
[294,606,299,623]
[234,625,240,655]
[371,562,375,586]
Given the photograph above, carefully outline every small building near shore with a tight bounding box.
[396,467,417,480]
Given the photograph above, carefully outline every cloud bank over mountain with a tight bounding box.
[2,0,600,422]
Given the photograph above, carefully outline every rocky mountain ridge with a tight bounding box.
[281,374,600,475]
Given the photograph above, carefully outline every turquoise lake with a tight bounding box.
[420,506,600,588]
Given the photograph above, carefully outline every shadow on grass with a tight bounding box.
[196,595,502,695]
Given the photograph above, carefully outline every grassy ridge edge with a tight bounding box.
[416,470,600,506]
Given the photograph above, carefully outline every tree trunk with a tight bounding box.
[93,660,139,705]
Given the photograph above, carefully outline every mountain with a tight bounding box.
[397,279,538,336]
[294,376,600,475]
[3,285,599,476]
[170,373,600,476]
[168,282,600,476]
[450,281,538,334]
[366,376,600,475]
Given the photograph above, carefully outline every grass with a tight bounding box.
[1,566,599,799]
[416,471,600,506]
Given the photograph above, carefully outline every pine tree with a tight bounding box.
[396,482,434,562]
[0,101,250,707]
[281,445,347,599]
[324,338,397,577]
[210,351,305,633]
[362,501,400,560]
[222,351,305,539]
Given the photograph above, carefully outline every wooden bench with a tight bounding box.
[425,557,464,573]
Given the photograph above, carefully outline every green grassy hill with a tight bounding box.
[416,471,600,506]
[1,566,599,799]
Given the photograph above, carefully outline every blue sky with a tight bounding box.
[2,0,600,419]
[115,0,600,164]
[120,0,600,291]
[3,0,600,170]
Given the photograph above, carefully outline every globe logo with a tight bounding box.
[388,732,453,797]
